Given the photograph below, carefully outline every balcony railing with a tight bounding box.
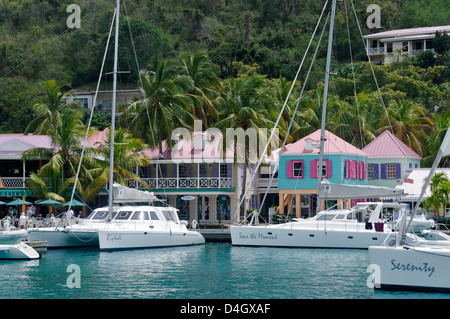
[127,177,234,190]
[367,47,385,55]
[1,176,235,190]
[258,178,278,188]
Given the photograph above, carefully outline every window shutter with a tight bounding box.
[395,163,401,179]
[362,162,367,179]
[310,160,318,178]
[351,160,357,179]
[227,164,232,178]
[373,164,379,179]
[380,164,387,179]
[213,163,219,177]
[345,160,350,179]
[287,160,293,179]
[326,160,332,178]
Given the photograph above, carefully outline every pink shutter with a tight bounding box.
[311,160,318,178]
[351,161,357,179]
[287,160,293,178]
[326,160,332,178]
[345,160,350,179]
[362,162,367,179]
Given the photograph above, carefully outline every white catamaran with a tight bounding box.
[28,0,204,249]
[230,0,450,250]
[368,126,450,293]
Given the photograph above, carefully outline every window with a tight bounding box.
[162,209,176,221]
[89,210,109,220]
[293,161,304,178]
[149,211,159,220]
[317,161,327,178]
[220,164,228,177]
[199,163,207,177]
[114,211,133,220]
[178,164,187,178]
[402,41,408,52]
[131,211,149,220]
[316,214,336,221]
[371,40,378,48]
[387,43,393,53]
[368,163,374,179]
[73,97,89,108]
[426,40,433,50]
[386,163,397,179]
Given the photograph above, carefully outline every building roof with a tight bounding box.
[363,25,450,41]
[362,130,422,159]
[0,134,53,159]
[396,168,450,201]
[282,129,367,157]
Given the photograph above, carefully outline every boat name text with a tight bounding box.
[239,232,277,240]
[390,259,435,277]
[106,233,122,242]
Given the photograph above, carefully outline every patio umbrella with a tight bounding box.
[63,199,86,206]
[38,199,63,206]
[0,200,7,205]
[7,199,32,206]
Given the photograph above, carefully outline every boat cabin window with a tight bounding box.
[131,211,150,220]
[149,211,159,220]
[89,210,109,220]
[316,214,336,221]
[334,214,346,220]
[115,211,133,220]
[162,209,176,222]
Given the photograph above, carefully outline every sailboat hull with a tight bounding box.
[98,229,205,250]
[369,245,450,293]
[27,227,99,248]
[230,225,395,249]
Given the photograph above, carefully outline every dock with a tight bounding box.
[198,226,231,242]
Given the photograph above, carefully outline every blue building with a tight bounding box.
[278,129,368,217]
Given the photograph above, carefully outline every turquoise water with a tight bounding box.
[0,243,449,300]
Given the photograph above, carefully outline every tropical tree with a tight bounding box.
[422,109,450,167]
[215,75,276,218]
[80,128,151,202]
[25,80,81,134]
[119,55,195,151]
[424,172,450,220]
[22,108,90,202]
[180,53,221,129]
[378,99,433,156]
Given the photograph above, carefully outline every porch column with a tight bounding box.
[295,193,301,218]
[278,193,284,215]
[209,195,218,224]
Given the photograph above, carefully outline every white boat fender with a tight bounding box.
[191,220,198,229]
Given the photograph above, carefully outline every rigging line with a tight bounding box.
[349,0,394,136]
[66,9,117,216]
[123,0,170,206]
[344,0,364,150]
[267,12,331,220]
[234,0,330,223]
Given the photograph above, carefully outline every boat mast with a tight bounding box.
[108,0,120,220]
[317,0,337,213]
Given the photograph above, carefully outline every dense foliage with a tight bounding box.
[0,0,449,171]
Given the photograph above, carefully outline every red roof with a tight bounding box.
[362,130,422,159]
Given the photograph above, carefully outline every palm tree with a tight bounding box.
[25,80,81,134]
[119,55,195,152]
[422,109,450,167]
[215,75,276,218]
[378,99,433,156]
[180,53,221,129]
[23,108,90,202]
[425,172,450,220]
[81,128,151,202]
